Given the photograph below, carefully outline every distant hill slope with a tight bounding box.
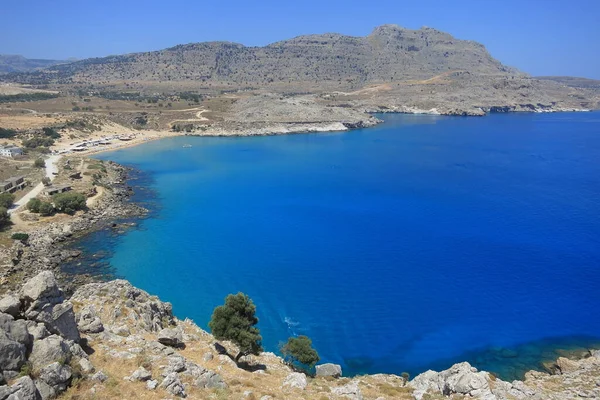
[0,54,67,74]
[536,76,600,90]
[3,25,523,89]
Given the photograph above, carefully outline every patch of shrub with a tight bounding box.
[33,158,46,168]
[0,192,15,208]
[52,192,86,214]
[11,233,29,241]
[0,127,17,138]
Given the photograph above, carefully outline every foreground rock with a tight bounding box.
[3,270,600,400]
[316,363,342,378]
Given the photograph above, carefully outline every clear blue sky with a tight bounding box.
[2,0,599,78]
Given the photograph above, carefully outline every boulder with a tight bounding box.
[0,332,27,372]
[128,367,152,382]
[316,363,342,378]
[21,271,62,304]
[91,371,108,383]
[78,358,95,374]
[6,376,41,400]
[0,295,21,317]
[556,357,580,374]
[26,322,50,341]
[332,380,363,400]
[164,356,186,374]
[28,302,80,343]
[282,372,307,390]
[195,370,227,389]
[157,328,183,348]
[29,335,71,370]
[146,379,158,390]
[37,362,72,393]
[75,306,104,334]
[159,373,186,397]
[409,362,493,400]
[0,313,32,349]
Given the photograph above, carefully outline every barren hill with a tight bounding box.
[0,54,67,74]
[5,25,522,90]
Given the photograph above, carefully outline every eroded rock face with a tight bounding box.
[159,372,186,398]
[0,295,21,317]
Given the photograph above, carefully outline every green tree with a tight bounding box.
[27,198,42,213]
[0,193,15,209]
[41,177,51,186]
[0,207,9,228]
[11,233,29,242]
[33,158,45,168]
[209,293,263,364]
[38,201,55,216]
[281,336,320,371]
[52,192,86,215]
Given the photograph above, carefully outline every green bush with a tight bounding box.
[0,192,15,209]
[52,192,86,214]
[0,207,9,227]
[27,198,42,213]
[281,335,320,371]
[209,292,263,364]
[11,233,29,242]
[39,201,55,216]
[0,127,17,138]
[33,158,46,168]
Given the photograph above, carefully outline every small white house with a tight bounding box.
[0,145,23,158]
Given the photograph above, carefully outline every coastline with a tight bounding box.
[2,111,600,399]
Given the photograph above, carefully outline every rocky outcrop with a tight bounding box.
[3,271,600,400]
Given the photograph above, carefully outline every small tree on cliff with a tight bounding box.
[281,335,320,372]
[209,292,263,364]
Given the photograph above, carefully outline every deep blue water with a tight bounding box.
[75,112,600,380]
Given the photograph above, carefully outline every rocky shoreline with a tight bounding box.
[0,160,147,296]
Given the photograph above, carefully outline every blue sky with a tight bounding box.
[1,0,599,78]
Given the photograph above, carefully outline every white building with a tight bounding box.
[0,145,23,158]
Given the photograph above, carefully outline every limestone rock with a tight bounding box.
[26,301,80,343]
[0,313,32,349]
[157,328,183,348]
[409,362,493,400]
[79,358,95,374]
[557,357,580,374]
[332,380,363,400]
[0,331,27,372]
[0,295,21,317]
[37,362,72,395]
[194,369,227,389]
[91,371,108,383]
[21,271,62,304]
[75,306,104,334]
[146,379,158,390]
[159,372,186,397]
[282,372,307,390]
[128,367,152,382]
[29,335,71,370]
[203,352,213,362]
[26,322,50,341]
[316,363,342,378]
[6,376,41,400]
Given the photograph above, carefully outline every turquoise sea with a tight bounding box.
[69,112,600,380]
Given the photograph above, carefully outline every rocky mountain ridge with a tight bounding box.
[0,25,527,88]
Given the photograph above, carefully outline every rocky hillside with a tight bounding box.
[1,271,600,400]
[0,55,67,74]
[4,25,520,89]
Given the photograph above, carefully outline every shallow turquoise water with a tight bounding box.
[74,112,600,379]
